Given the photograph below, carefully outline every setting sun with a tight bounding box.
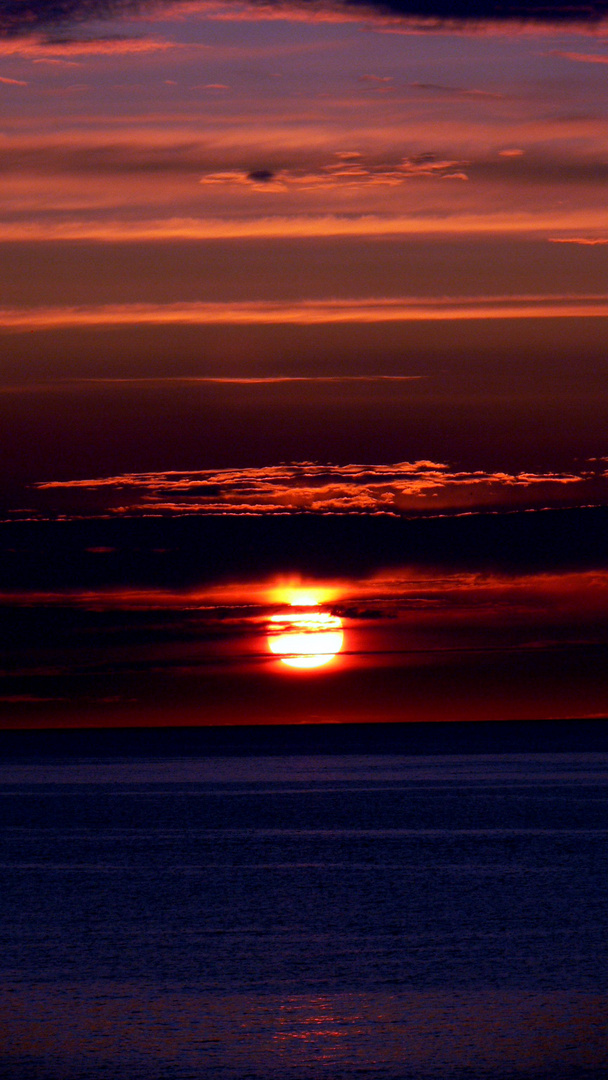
[268,609,344,669]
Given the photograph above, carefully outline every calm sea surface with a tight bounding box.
[1,751,607,1079]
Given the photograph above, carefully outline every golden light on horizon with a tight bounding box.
[267,581,340,608]
[268,609,344,670]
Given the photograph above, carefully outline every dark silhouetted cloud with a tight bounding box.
[2,0,608,39]
[0,1,144,37]
[247,169,276,183]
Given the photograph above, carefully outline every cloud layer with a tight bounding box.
[33,459,608,517]
[2,0,608,37]
[2,294,608,330]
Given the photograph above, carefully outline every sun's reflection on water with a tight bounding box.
[274,994,358,1062]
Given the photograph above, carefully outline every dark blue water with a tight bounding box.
[1,752,607,1079]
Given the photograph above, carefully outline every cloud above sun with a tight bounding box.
[31,459,608,518]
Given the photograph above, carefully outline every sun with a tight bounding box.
[268,602,344,669]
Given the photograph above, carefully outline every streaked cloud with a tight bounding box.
[0,34,178,55]
[2,569,608,701]
[1,294,608,331]
[32,459,607,518]
[0,375,423,394]
[549,236,608,245]
[408,82,504,99]
[550,49,608,63]
[5,567,608,629]
[1,211,607,243]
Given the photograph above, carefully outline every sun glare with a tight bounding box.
[289,589,322,608]
[268,609,344,669]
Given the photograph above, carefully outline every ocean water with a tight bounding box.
[0,751,607,1079]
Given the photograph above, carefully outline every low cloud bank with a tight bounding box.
[33,459,608,517]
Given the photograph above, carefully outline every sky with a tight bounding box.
[1,0,608,728]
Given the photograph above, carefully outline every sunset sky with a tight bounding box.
[2,0,608,728]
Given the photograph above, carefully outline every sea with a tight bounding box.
[1,723,607,1080]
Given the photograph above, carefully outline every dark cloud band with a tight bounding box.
[2,0,608,38]
[0,2,142,37]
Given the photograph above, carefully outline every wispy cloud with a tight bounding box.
[549,236,608,244]
[1,294,608,331]
[0,32,339,58]
[32,459,606,518]
[408,82,504,99]
[0,34,179,55]
[549,49,608,63]
[0,375,423,393]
